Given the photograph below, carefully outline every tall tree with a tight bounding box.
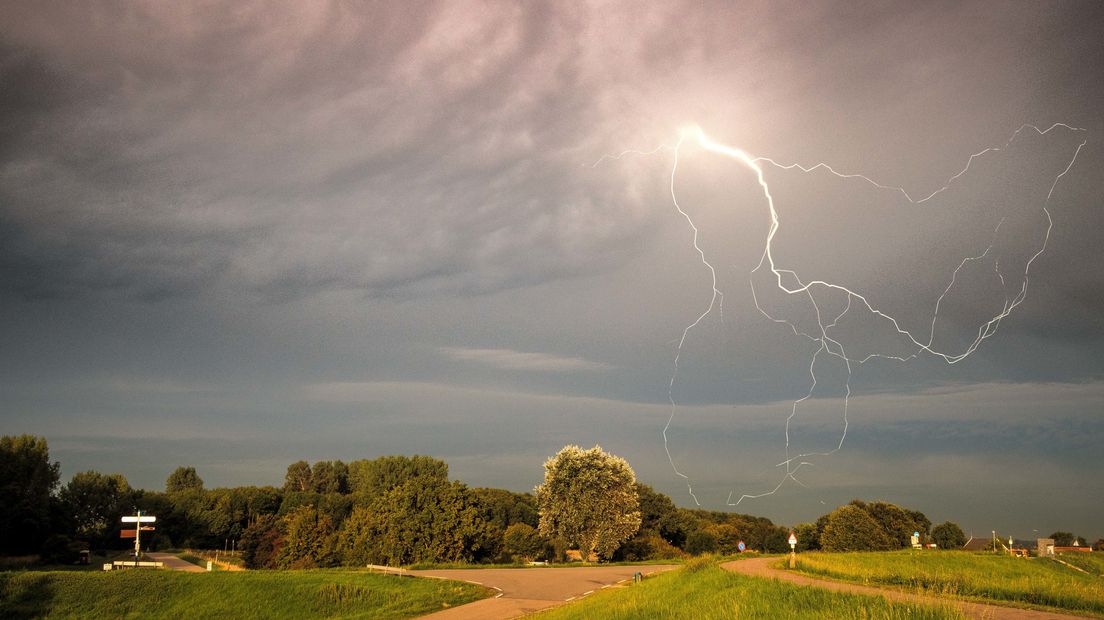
[1049,531,1077,547]
[276,505,336,569]
[536,445,641,561]
[930,521,967,549]
[635,483,686,547]
[283,461,313,493]
[338,476,498,566]
[819,504,895,552]
[59,471,133,550]
[165,466,204,494]
[346,455,448,498]
[503,523,545,562]
[240,514,284,569]
[472,488,538,530]
[310,460,349,494]
[0,435,61,554]
[861,501,921,548]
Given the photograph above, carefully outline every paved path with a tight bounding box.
[723,557,1088,620]
[413,564,679,619]
[145,552,206,573]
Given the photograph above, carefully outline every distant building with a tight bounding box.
[1037,538,1055,557]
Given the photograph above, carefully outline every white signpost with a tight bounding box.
[120,511,156,562]
[788,531,797,568]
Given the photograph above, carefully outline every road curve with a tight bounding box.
[722,557,1088,620]
[414,564,679,619]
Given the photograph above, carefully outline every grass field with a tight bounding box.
[794,550,1104,615]
[1056,552,1104,577]
[534,562,965,619]
[0,569,490,619]
[407,558,683,570]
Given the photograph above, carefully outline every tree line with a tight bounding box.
[3,435,1096,567]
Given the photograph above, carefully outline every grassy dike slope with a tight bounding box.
[0,569,490,619]
[795,550,1104,615]
[534,562,965,620]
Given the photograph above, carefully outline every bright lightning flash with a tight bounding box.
[605,123,1087,506]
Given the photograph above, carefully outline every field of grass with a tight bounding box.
[795,550,1104,615]
[1056,552,1104,577]
[175,552,220,570]
[534,563,964,619]
[407,558,683,570]
[0,569,490,619]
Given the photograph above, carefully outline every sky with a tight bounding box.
[2,1,1102,540]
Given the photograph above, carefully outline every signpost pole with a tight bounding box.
[134,510,141,561]
[788,531,797,569]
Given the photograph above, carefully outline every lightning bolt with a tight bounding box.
[601,123,1087,506]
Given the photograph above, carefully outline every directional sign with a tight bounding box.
[788,532,798,547]
[121,515,156,523]
[737,541,746,552]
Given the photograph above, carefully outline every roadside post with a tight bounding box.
[788,531,797,569]
[120,511,157,562]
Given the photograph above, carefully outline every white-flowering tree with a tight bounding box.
[536,445,641,561]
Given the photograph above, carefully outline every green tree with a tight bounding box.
[59,471,134,550]
[684,529,718,555]
[276,505,337,568]
[793,522,820,552]
[636,483,687,547]
[861,501,920,548]
[240,513,284,569]
[930,521,966,549]
[907,509,932,538]
[1050,531,1071,546]
[0,435,60,554]
[535,445,641,561]
[346,455,449,498]
[310,460,349,494]
[472,488,539,530]
[165,466,204,494]
[503,523,545,562]
[819,504,895,552]
[283,461,313,493]
[338,476,498,566]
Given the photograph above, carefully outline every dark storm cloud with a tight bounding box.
[0,2,683,302]
[1,1,1102,529]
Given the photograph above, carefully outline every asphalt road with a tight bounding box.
[414,564,679,619]
[145,552,206,573]
[723,557,1088,620]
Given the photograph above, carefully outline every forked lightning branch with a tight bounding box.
[597,123,1087,507]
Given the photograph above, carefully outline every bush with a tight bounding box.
[39,535,83,565]
[930,522,966,549]
[614,534,686,561]
[684,554,715,572]
[685,530,718,555]
[819,505,894,552]
[503,523,545,562]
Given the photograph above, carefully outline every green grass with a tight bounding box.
[0,569,490,619]
[794,550,1104,615]
[176,553,204,566]
[534,563,965,619]
[407,558,683,570]
[1056,552,1104,577]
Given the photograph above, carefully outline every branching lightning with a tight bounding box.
[599,123,1087,506]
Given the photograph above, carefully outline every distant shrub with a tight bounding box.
[684,554,715,572]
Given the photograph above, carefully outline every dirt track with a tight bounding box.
[413,564,679,619]
[722,557,1090,620]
